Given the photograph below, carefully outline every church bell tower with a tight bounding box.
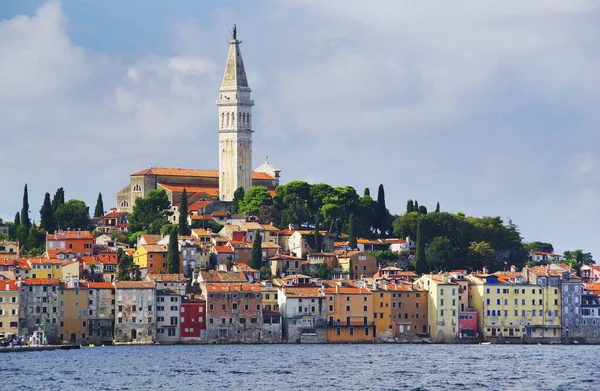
[217,25,254,201]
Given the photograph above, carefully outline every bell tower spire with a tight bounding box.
[217,25,254,201]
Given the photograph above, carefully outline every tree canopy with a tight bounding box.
[128,189,172,234]
[94,192,104,217]
[239,186,273,216]
[55,199,91,230]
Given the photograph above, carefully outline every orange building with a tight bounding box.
[133,244,182,276]
[46,230,94,257]
[325,283,374,342]
[58,279,89,344]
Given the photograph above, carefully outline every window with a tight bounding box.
[363,305,368,312]
[440,289,444,296]
[349,327,354,336]
[346,305,350,312]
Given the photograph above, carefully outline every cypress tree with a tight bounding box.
[313,220,322,253]
[167,227,180,273]
[364,188,370,197]
[178,188,190,235]
[14,212,20,226]
[415,217,428,275]
[406,200,414,213]
[414,200,419,211]
[348,214,357,249]
[94,192,104,217]
[51,187,65,215]
[250,229,262,270]
[232,186,245,214]
[435,202,440,213]
[21,184,31,229]
[374,184,387,235]
[40,192,56,233]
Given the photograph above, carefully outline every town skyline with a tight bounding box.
[1,1,600,258]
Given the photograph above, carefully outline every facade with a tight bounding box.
[0,280,20,337]
[156,289,181,343]
[19,278,60,344]
[58,279,89,344]
[277,276,327,343]
[28,258,62,279]
[180,297,207,342]
[86,282,116,345]
[133,244,179,276]
[337,251,378,280]
[325,284,374,342]
[414,274,460,342]
[372,282,428,339]
[46,231,94,258]
[97,211,129,233]
[204,283,263,342]
[0,241,19,260]
[115,281,156,343]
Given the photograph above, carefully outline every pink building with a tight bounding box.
[458,310,478,337]
[180,297,206,341]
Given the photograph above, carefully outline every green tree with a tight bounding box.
[239,186,273,216]
[14,212,20,226]
[178,188,190,236]
[427,237,453,271]
[435,202,440,213]
[232,186,245,214]
[167,227,180,273]
[275,181,312,227]
[406,200,415,213]
[374,184,388,235]
[117,248,134,281]
[21,184,31,229]
[128,189,172,234]
[225,255,235,271]
[260,266,272,280]
[320,186,359,236]
[5,222,17,240]
[51,187,65,215]
[39,192,56,233]
[524,242,554,253]
[258,205,281,226]
[250,230,262,270]
[348,214,357,249]
[55,199,91,230]
[316,263,330,279]
[27,224,45,254]
[468,241,495,271]
[94,192,104,217]
[313,220,322,253]
[16,225,29,250]
[414,200,419,212]
[418,205,428,214]
[415,217,428,275]
[563,250,593,271]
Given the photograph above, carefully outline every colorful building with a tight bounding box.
[58,278,89,344]
[86,281,115,345]
[371,282,428,339]
[46,230,94,257]
[133,244,181,276]
[180,296,206,342]
[414,273,460,342]
[325,283,374,342]
[27,258,62,279]
[0,280,20,337]
[19,278,60,344]
[337,251,378,280]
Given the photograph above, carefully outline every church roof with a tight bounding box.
[131,167,274,180]
[221,36,248,88]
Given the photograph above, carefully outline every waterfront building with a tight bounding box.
[86,281,115,345]
[522,266,562,339]
[155,288,181,343]
[114,281,156,343]
[325,283,374,342]
[277,275,327,343]
[203,283,263,342]
[578,283,600,339]
[371,282,428,339]
[180,296,206,342]
[260,280,280,312]
[19,278,60,344]
[0,280,20,338]
[414,273,460,342]
[46,230,94,258]
[58,278,89,344]
[262,309,283,343]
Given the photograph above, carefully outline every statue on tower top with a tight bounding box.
[232,24,237,40]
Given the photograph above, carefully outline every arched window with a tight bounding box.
[120,200,129,208]
[221,112,225,127]
[232,113,235,125]
[226,112,230,127]
[133,184,141,192]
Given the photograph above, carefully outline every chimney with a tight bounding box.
[510,265,516,272]
[335,284,340,294]
[482,267,488,275]
[5,283,8,291]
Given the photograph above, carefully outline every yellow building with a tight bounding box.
[133,244,179,276]
[0,280,20,337]
[468,269,561,341]
[0,241,20,260]
[414,273,460,342]
[371,284,393,337]
[260,280,280,312]
[28,258,63,279]
[61,260,82,281]
[325,283,374,342]
[58,279,89,344]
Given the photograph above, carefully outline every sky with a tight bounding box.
[1,1,600,257]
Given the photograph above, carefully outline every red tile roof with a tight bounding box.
[215,245,234,253]
[132,167,274,180]
[46,230,94,240]
[283,287,323,298]
[146,273,187,282]
[84,282,115,289]
[115,281,156,289]
[22,278,60,285]
[205,283,260,293]
[102,211,128,218]
[0,280,20,291]
[187,201,212,211]
[0,259,15,266]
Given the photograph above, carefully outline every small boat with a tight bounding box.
[479,342,492,345]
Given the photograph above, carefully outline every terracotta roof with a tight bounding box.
[14,259,31,269]
[278,229,295,236]
[282,274,312,280]
[233,263,259,272]
[28,258,62,265]
[269,254,302,261]
[200,271,248,283]
[212,211,229,217]
[46,249,77,259]
[140,234,162,245]
[325,286,372,295]
[84,282,115,289]
[192,228,215,236]
[46,231,94,240]
[102,211,128,218]
[261,224,279,232]
[283,287,323,298]
[205,283,260,293]
[132,167,274,180]
[115,281,156,289]
[190,215,213,221]
[146,273,187,283]
[187,201,212,211]
[0,280,20,291]
[215,245,234,253]
[159,183,220,197]
[377,283,412,291]
[260,242,280,249]
[0,259,15,266]
[139,244,168,253]
[22,278,60,285]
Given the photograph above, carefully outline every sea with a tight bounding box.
[0,344,594,390]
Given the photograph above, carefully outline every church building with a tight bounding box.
[116,27,280,213]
